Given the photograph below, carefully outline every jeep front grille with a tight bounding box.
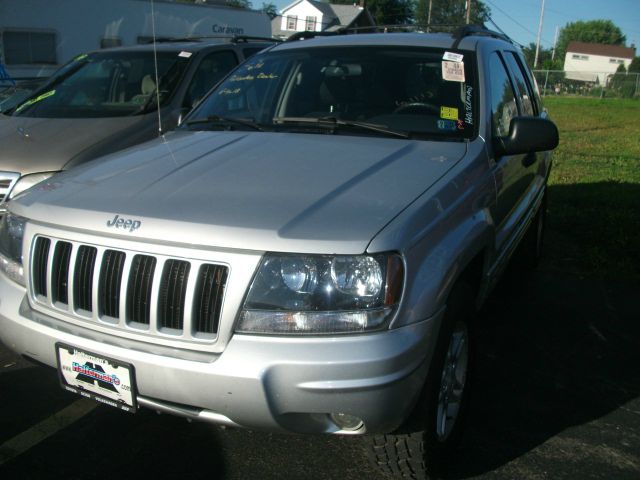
[0,172,20,206]
[30,236,228,340]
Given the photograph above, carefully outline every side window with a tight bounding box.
[183,50,238,108]
[503,52,535,116]
[489,52,518,138]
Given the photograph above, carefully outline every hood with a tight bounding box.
[13,131,467,254]
[0,114,148,174]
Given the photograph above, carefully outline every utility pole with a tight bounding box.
[551,25,559,61]
[466,0,472,25]
[427,0,432,32]
[534,0,546,68]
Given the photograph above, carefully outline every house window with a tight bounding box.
[609,58,624,64]
[286,16,297,30]
[2,30,57,65]
[571,54,589,61]
[305,16,317,31]
[100,37,122,49]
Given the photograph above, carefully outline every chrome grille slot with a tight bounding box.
[99,250,126,318]
[28,235,230,345]
[51,241,72,305]
[158,259,190,331]
[193,264,228,334]
[0,172,20,207]
[73,246,97,312]
[126,254,156,326]
[32,237,51,297]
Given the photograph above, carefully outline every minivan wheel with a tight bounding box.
[366,283,474,479]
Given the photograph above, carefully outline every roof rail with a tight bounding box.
[285,30,343,42]
[137,35,281,44]
[283,23,516,44]
[344,23,464,33]
[230,35,282,43]
[454,24,513,42]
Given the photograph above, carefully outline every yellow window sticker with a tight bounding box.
[440,106,458,120]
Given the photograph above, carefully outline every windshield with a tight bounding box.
[187,46,477,140]
[13,50,191,118]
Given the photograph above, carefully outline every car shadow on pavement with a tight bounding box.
[447,266,640,479]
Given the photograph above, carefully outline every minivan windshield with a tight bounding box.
[12,50,191,118]
[187,46,476,140]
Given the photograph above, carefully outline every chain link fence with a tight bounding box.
[533,70,640,99]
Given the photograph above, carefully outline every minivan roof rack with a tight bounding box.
[137,35,281,44]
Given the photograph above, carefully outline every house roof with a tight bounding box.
[329,4,365,28]
[274,0,372,37]
[566,41,635,59]
[281,0,335,18]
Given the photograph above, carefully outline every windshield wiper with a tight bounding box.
[272,116,410,139]
[185,115,264,131]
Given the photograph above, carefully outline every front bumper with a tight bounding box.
[0,272,442,434]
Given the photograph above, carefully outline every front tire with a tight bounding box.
[367,283,475,479]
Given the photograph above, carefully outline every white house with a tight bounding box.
[563,41,635,84]
[0,0,271,79]
[272,0,374,39]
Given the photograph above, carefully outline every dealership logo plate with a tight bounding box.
[56,343,137,413]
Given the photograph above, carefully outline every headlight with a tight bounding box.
[237,253,404,334]
[0,213,27,286]
[9,172,57,200]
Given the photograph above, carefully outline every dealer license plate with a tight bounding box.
[56,343,137,413]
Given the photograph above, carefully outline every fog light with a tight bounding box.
[330,413,364,431]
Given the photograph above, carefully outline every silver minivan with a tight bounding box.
[0,37,272,212]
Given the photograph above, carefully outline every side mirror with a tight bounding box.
[494,117,559,156]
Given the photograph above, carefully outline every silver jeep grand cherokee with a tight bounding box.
[0,27,558,479]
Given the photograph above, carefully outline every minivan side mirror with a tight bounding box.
[494,117,559,156]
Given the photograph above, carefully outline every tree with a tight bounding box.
[522,42,553,69]
[261,2,277,19]
[555,20,626,68]
[415,0,490,29]
[628,57,640,73]
[332,0,413,25]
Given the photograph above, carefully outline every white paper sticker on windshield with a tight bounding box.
[442,61,465,82]
[443,51,464,63]
[178,51,193,58]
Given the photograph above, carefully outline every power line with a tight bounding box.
[485,0,554,46]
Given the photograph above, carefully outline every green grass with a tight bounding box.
[541,97,640,280]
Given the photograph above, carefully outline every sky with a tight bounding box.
[271,0,640,51]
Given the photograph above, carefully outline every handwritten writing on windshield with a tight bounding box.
[229,72,279,82]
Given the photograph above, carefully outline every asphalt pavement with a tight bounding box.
[1,269,639,480]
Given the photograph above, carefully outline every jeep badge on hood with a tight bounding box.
[106,214,141,232]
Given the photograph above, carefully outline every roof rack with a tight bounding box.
[344,23,463,33]
[137,35,281,44]
[230,35,282,43]
[454,24,513,43]
[283,23,516,45]
[286,31,343,42]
